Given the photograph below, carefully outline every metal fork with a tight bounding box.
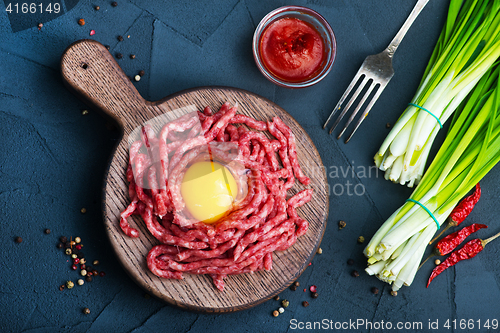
[323,0,430,143]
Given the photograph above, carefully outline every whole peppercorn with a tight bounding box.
[139,70,145,77]
[93,260,99,266]
[302,301,309,307]
[66,281,74,289]
[59,284,65,291]
[316,247,323,254]
[111,1,118,7]
[81,264,86,270]
[347,259,354,265]
[386,122,392,129]
[351,270,360,278]
[83,308,91,314]
[338,220,346,229]
[78,19,85,26]
[71,265,77,270]
[290,285,297,291]
[99,271,106,277]
[278,307,284,314]
[272,310,279,317]
[15,236,23,243]
[37,23,43,30]
[274,295,280,301]
[44,229,51,234]
[294,281,300,287]
[75,244,82,250]
[130,54,136,59]
[391,290,398,297]
[134,75,141,82]
[80,258,86,264]
[311,292,318,298]
[80,208,87,214]
[117,35,124,42]
[77,279,84,286]
[60,236,68,243]
[65,248,72,255]
[371,287,379,295]
[81,269,88,276]
[281,300,289,308]
[357,236,365,244]
[105,45,110,50]
[434,259,441,265]
[75,237,81,243]
[92,270,98,276]
[116,53,123,59]
[71,254,77,259]
[86,276,93,282]
[95,6,100,10]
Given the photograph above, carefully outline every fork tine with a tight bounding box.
[344,85,385,143]
[328,74,367,135]
[323,72,365,130]
[336,80,376,139]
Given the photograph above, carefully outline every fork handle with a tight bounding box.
[385,0,430,58]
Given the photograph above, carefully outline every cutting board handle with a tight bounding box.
[60,39,150,132]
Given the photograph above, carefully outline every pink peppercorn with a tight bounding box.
[99,271,106,277]
[89,30,95,36]
[75,244,82,250]
[71,265,77,270]
[310,285,317,293]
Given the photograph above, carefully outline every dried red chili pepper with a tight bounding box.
[427,231,500,287]
[430,183,481,244]
[435,223,487,256]
[419,223,487,269]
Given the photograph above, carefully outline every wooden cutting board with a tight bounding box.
[60,39,329,313]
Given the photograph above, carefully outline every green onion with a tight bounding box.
[376,0,500,187]
[365,61,500,291]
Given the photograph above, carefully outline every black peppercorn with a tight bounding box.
[130,54,136,59]
[311,292,318,298]
[105,45,110,50]
[111,1,118,7]
[60,236,67,243]
[294,281,300,287]
[95,6,100,10]
[44,229,51,234]
[15,236,22,243]
[116,53,123,59]
[351,270,360,277]
[290,285,297,291]
[139,70,145,77]
[117,35,124,42]
[83,307,90,314]
[86,276,93,282]
[274,295,280,301]
[302,301,309,307]
[371,287,379,295]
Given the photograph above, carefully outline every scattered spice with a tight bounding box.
[427,232,500,287]
[105,45,110,50]
[303,289,306,292]
[338,220,346,229]
[71,254,77,259]
[83,308,90,315]
[311,292,318,298]
[70,240,76,247]
[434,259,441,265]
[66,281,74,289]
[139,70,145,77]
[71,265,77,270]
[111,1,118,7]
[308,262,311,266]
[274,295,280,301]
[391,290,398,296]
[81,270,88,276]
[44,229,51,234]
[65,248,72,255]
[93,260,99,266]
[15,236,22,243]
[86,276,93,282]
[134,75,141,82]
[357,236,365,244]
[302,301,309,307]
[347,259,354,265]
[116,53,123,59]
[77,279,84,286]
[281,299,289,308]
[278,307,285,313]
[95,6,100,10]
[127,35,130,38]
[75,244,82,250]
[130,54,136,59]
[272,310,279,317]
[309,285,317,293]
[351,270,360,278]
[80,208,87,214]
[37,23,43,30]
[316,247,323,254]
[117,35,124,42]
[294,281,300,287]
[99,271,106,277]
[78,19,85,26]
[59,284,65,291]
[386,122,391,129]
[57,243,63,249]
[75,237,81,243]
[60,236,68,243]
[290,285,297,291]
[92,270,98,276]
[89,30,96,36]
[371,287,379,295]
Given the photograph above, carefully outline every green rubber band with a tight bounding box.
[408,103,443,128]
[406,198,440,230]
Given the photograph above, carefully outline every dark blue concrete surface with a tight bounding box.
[2,1,500,332]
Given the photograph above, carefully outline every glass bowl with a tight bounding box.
[252,6,336,88]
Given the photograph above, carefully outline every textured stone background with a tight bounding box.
[2,0,500,332]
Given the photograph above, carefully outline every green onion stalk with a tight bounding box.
[365,62,500,291]
[375,0,500,187]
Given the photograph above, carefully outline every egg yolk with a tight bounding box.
[180,161,238,224]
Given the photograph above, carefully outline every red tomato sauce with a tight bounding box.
[259,17,326,82]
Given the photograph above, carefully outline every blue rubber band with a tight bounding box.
[406,198,440,230]
[408,103,443,128]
